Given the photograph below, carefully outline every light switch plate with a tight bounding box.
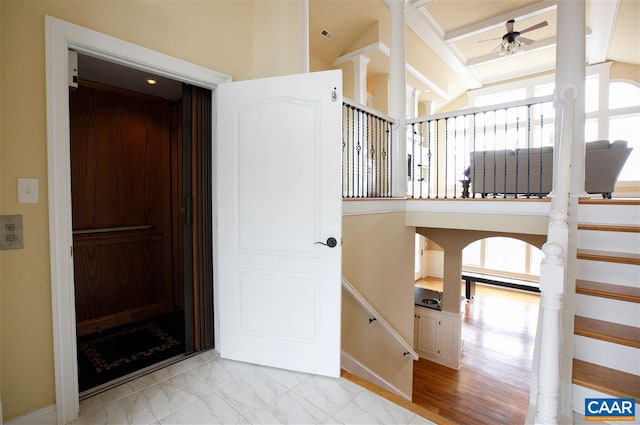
[18,178,39,204]
[0,215,23,250]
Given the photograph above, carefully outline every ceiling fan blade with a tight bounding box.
[519,21,548,34]
[478,37,499,43]
[491,42,503,53]
[506,19,515,33]
[519,36,535,45]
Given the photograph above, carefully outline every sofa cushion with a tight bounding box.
[612,140,628,149]
[586,140,611,150]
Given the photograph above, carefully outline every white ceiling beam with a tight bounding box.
[333,41,451,101]
[404,3,482,89]
[587,0,619,64]
[333,42,383,65]
[444,0,557,44]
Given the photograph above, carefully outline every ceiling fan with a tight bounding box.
[486,19,549,56]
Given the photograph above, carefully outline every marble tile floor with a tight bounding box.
[72,350,435,425]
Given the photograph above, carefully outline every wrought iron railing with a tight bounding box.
[406,95,555,199]
[342,98,395,198]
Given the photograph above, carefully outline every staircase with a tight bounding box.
[572,199,640,416]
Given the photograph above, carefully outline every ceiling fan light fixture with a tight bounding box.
[499,40,521,56]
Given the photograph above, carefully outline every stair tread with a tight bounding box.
[577,249,640,265]
[579,199,640,206]
[574,316,640,348]
[572,359,640,399]
[578,223,640,233]
[576,280,640,303]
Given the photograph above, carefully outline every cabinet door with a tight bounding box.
[416,313,437,357]
[436,315,457,364]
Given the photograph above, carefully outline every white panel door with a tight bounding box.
[217,71,342,377]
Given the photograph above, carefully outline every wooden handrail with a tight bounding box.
[342,277,419,361]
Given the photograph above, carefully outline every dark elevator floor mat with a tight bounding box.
[77,313,185,392]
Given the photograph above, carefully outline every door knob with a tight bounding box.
[315,237,338,248]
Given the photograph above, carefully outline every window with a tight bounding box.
[467,63,640,184]
[610,82,640,109]
[609,113,640,181]
[463,237,542,279]
[607,81,640,182]
[585,75,599,113]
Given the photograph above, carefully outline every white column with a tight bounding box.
[555,0,587,198]
[422,100,434,117]
[299,0,309,73]
[351,54,370,105]
[410,87,420,118]
[388,0,407,197]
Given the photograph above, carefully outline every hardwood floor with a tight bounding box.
[413,279,540,425]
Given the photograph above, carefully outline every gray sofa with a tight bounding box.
[465,140,632,198]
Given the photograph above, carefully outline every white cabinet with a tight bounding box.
[414,306,462,370]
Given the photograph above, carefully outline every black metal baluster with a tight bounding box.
[472,113,477,198]
[427,121,432,198]
[492,110,497,198]
[407,123,420,198]
[503,109,508,198]
[514,113,520,197]
[453,117,458,198]
[375,115,379,197]
[444,118,449,198]
[436,119,441,198]
[539,105,545,196]
[347,106,352,197]
[482,112,487,197]
[387,121,392,197]
[526,104,532,198]
[421,122,426,198]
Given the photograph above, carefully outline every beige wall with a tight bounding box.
[252,1,307,78]
[369,74,390,115]
[0,0,307,420]
[342,212,415,397]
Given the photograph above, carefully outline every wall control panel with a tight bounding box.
[0,215,23,250]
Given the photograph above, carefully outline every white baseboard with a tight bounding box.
[341,350,411,401]
[5,405,56,425]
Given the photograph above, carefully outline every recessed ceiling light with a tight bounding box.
[146,78,157,85]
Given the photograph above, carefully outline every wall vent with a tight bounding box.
[320,29,334,40]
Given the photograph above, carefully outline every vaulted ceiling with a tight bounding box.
[309,0,639,107]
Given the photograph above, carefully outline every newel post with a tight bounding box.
[535,241,565,424]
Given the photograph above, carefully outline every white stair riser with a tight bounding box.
[575,294,640,327]
[572,384,640,422]
[577,259,640,287]
[578,205,640,225]
[573,335,640,375]
[578,230,640,253]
